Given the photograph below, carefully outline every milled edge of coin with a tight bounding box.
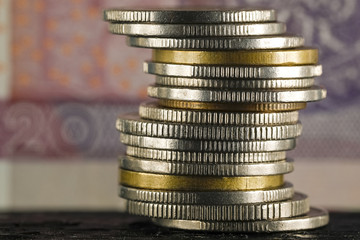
[144,62,323,79]
[139,102,300,125]
[151,207,329,232]
[120,133,296,152]
[109,22,286,37]
[126,192,309,221]
[117,113,302,141]
[158,100,307,112]
[120,156,294,176]
[104,9,276,23]
[127,35,304,49]
[120,169,284,191]
[155,76,315,89]
[148,85,326,103]
[119,182,294,204]
[126,146,287,163]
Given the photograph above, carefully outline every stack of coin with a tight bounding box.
[104,8,329,232]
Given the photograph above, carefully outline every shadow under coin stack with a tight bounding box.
[104,8,329,232]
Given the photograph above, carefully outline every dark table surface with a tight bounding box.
[0,212,359,240]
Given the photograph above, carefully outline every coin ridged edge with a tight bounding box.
[155,76,315,89]
[120,156,294,176]
[120,134,296,152]
[109,23,286,37]
[158,100,307,112]
[152,207,329,232]
[104,9,276,23]
[119,182,294,204]
[127,35,305,49]
[117,114,302,141]
[147,85,326,103]
[126,147,287,163]
[139,102,299,125]
[126,193,309,221]
[144,62,322,79]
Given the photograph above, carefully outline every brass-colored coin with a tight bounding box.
[120,169,284,191]
[152,49,318,66]
[158,100,307,112]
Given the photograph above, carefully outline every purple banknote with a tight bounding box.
[0,101,138,158]
[10,0,360,106]
[1,0,359,159]
[0,100,358,159]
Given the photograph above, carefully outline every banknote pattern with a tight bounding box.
[0,101,138,158]
[9,0,360,105]
[0,0,359,159]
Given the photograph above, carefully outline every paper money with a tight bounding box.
[0,0,358,159]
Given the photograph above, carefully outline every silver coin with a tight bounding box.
[109,22,286,37]
[144,62,323,79]
[119,182,294,204]
[139,102,299,125]
[126,146,287,163]
[155,76,315,89]
[126,192,309,221]
[152,207,329,232]
[120,133,296,152]
[120,156,294,176]
[104,9,276,23]
[117,113,302,141]
[127,35,304,50]
[147,85,326,103]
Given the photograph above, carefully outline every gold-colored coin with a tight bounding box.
[158,100,307,112]
[152,48,318,66]
[120,169,284,191]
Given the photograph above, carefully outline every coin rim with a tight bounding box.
[119,182,294,204]
[148,85,326,103]
[144,62,323,79]
[126,146,287,163]
[104,9,277,23]
[109,22,286,37]
[126,192,309,221]
[127,35,305,50]
[157,100,307,112]
[120,156,294,176]
[152,48,318,66]
[120,169,284,191]
[139,101,300,125]
[119,133,297,152]
[151,207,329,232]
[154,76,315,89]
[117,113,303,141]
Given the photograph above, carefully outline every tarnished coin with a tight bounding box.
[109,22,286,37]
[104,8,276,23]
[119,182,294,204]
[126,146,287,163]
[120,156,294,176]
[148,85,326,103]
[126,192,309,221]
[120,133,296,152]
[120,169,284,191]
[127,35,304,50]
[155,76,315,89]
[158,100,307,112]
[139,102,300,125]
[117,113,302,141]
[152,207,329,232]
[144,62,322,79]
[152,48,318,66]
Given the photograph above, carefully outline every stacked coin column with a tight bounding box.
[104,9,329,232]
